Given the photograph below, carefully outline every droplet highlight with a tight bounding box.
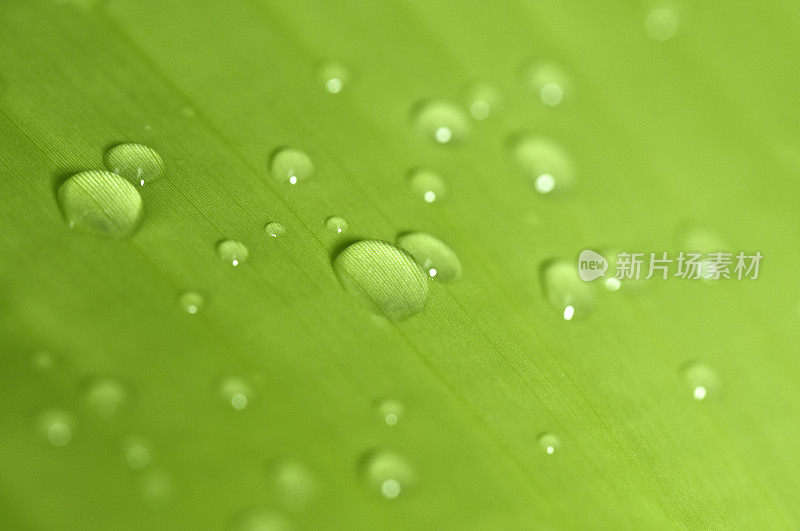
[408,168,446,203]
[319,62,349,94]
[217,376,253,410]
[412,100,470,144]
[509,134,577,194]
[359,450,415,500]
[375,398,404,426]
[179,291,203,314]
[682,361,719,401]
[521,60,571,106]
[58,170,143,238]
[217,240,249,267]
[542,260,596,319]
[538,433,561,455]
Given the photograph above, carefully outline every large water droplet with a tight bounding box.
[681,361,719,401]
[509,135,576,194]
[412,100,470,144]
[265,222,286,238]
[464,82,501,120]
[396,232,461,283]
[538,432,561,455]
[81,376,129,419]
[542,260,596,320]
[217,376,253,410]
[646,7,679,41]
[270,148,314,185]
[325,216,348,235]
[217,240,249,267]
[58,170,143,238]
[318,62,349,94]
[375,398,404,426]
[359,450,415,500]
[36,409,75,447]
[179,291,203,314]
[408,168,446,203]
[333,240,428,321]
[521,60,571,106]
[267,460,316,510]
[104,143,164,186]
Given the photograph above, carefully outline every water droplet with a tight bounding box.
[265,222,286,238]
[82,376,129,419]
[682,361,719,401]
[325,216,348,235]
[218,376,252,410]
[521,60,571,106]
[139,470,173,507]
[646,7,679,41]
[36,409,75,447]
[333,240,428,321]
[541,260,596,319]
[538,433,561,455]
[270,148,314,185]
[104,143,164,187]
[181,106,196,118]
[412,100,470,144]
[408,168,446,203]
[124,437,153,469]
[179,291,203,314]
[464,82,501,120]
[217,240,249,267]
[319,62,349,94]
[58,170,143,238]
[267,460,316,510]
[375,398,404,426]
[231,508,290,531]
[509,134,576,194]
[396,232,461,283]
[31,350,55,371]
[359,450,415,500]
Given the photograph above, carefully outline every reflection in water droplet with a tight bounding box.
[396,232,461,283]
[509,134,576,194]
[270,148,314,185]
[36,409,75,447]
[681,361,719,401]
[360,450,415,499]
[231,508,290,531]
[218,376,252,410]
[267,460,316,510]
[325,216,348,235]
[265,222,286,238]
[521,60,571,106]
[542,260,596,319]
[538,433,561,455]
[319,62,349,94]
[124,437,153,469]
[217,240,249,267]
[179,291,203,314]
[104,143,164,187]
[82,376,129,419]
[375,398,404,426]
[333,240,428,321]
[408,168,446,203]
[58,170,143,238]
[646,7,679,41]
[412,100,470,144]
[464,82,501,120]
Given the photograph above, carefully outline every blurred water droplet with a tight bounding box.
[542,260,596,319]
[375,398,404,426]
[139,470,173,508]
[359,450,415,500]
[104,143,164,187]
[319,62,349,94]
[58,170,143,238]
[464,82,501,120]
[230,508,290,531]
[682,361,719,401]
[179,291,203,314]
[538,433,561,455]
[408,168,446,203]
[521,60,571,106]
[646,7,679,41]
[31,350,55,371]
[396,232,461,283]
[36,409,75,447]
[265,222,286,238]
[267,460,316,510]
[509,134,576,194]
[412,100,469,144]
[325,216,348,235]
[217,240,249,267]
[270,148,314,185]
[333,240,428,321]
[82,376,129,419]
[218,376,253,411]
[181,106,196,118]
[124,437,153,469]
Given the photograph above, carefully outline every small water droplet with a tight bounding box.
[681,361,719,401]
[333,240,428,321]
[217,240,249,267]
[396,232,461,283]
[325,216,348,235]
[412,100,470,144]
[464,82,501,120]
[217,376,253,410]
[179,291,203,314]
[124,437,153,469]
[31,350,55,371]
[375,398,404,426]
[538,433,561,455]
[509,134,577,194]
[181,106,196,118]
[58,170,143,238]
[521,60,571,106]
[542,260,596,319]
[104,143,164,187]
[267,460,316,510]
[408,168,446,203]
[230,508,290,531]
[646,7,679,41]
[265,222,286,238]
[36,409,75,447]
[319,62,349,94]
[359,450,415,500]
[270,148,314,185]
[82,376,129,419]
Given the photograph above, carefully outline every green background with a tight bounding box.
[1,0,799,528]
